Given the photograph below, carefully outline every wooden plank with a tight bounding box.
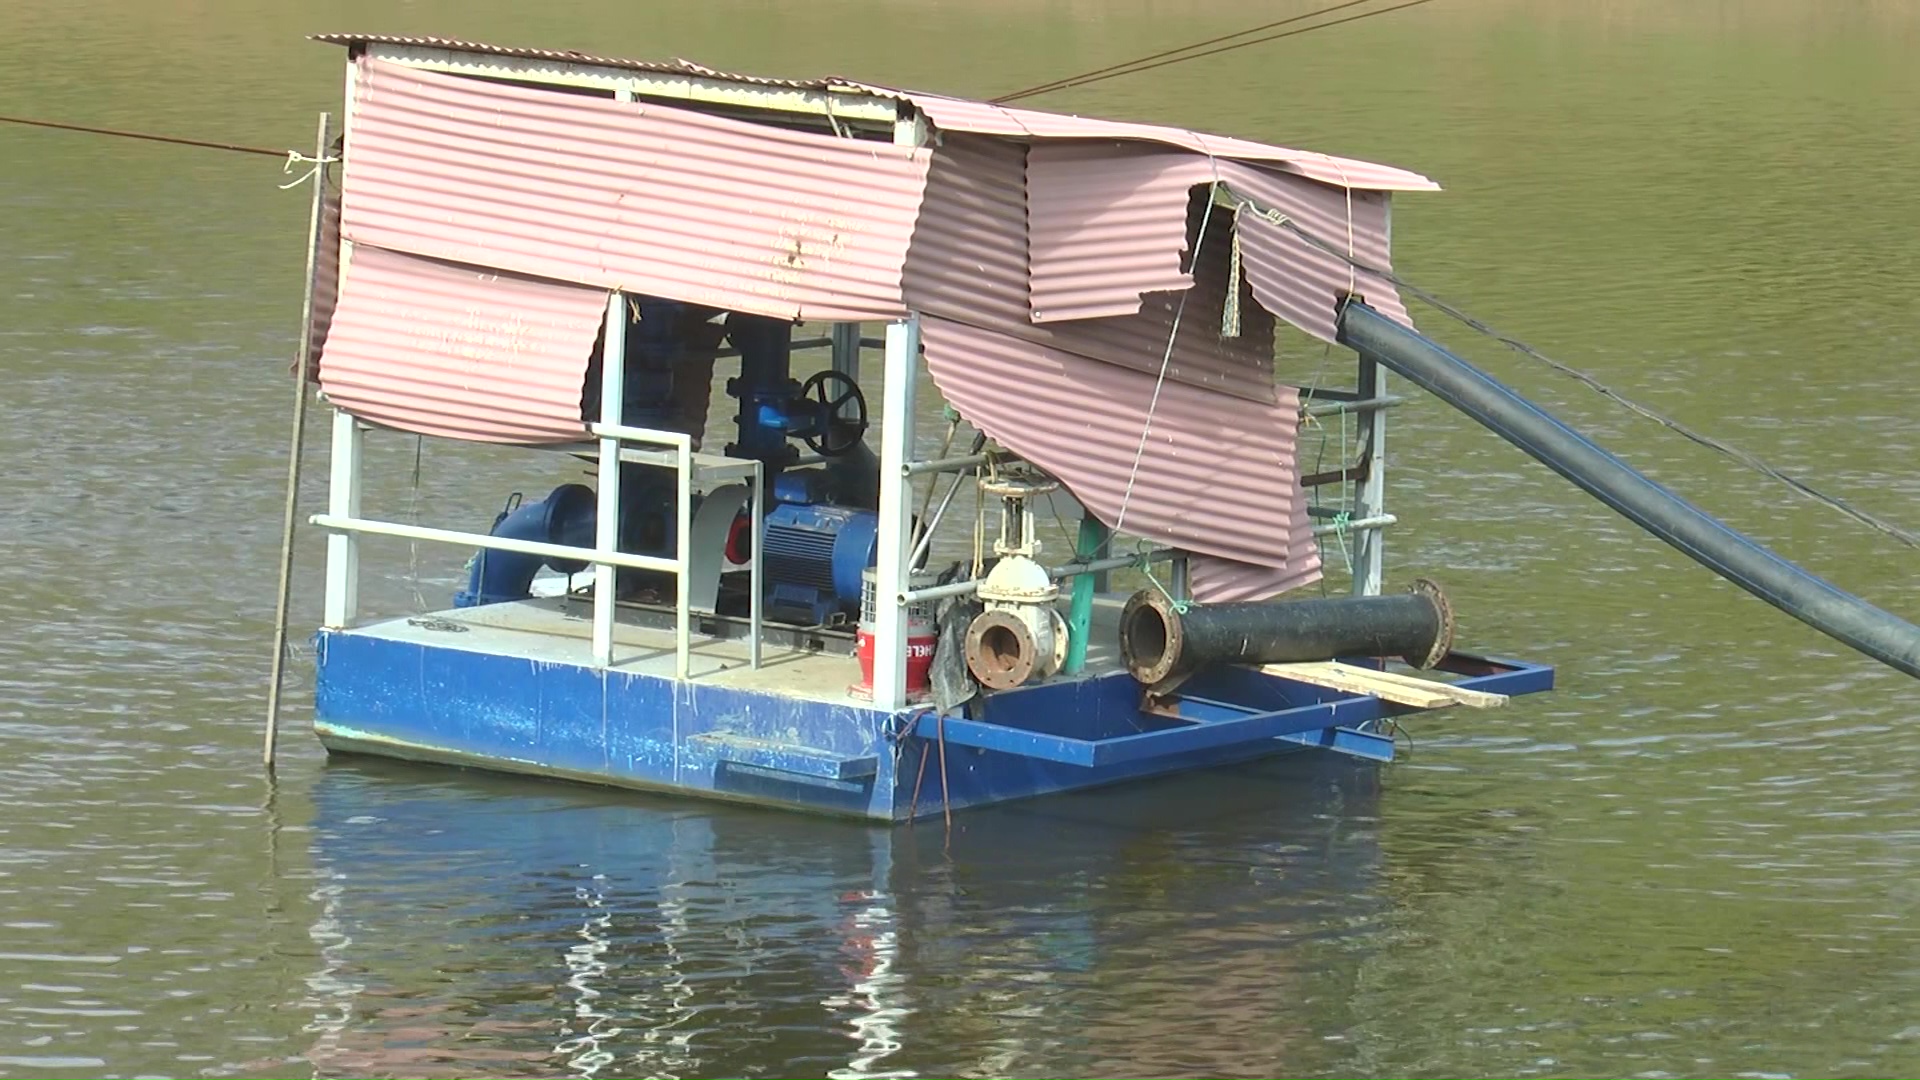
[1257,662,1456,709]
[1341,664,1509,709]
[1256,661,1509,710]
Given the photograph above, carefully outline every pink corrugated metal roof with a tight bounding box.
[840,84,1439,193]
[318,245,608,444]
[906,135,1278,404]
[311,34,830,90]
[921,314,1313,578]
[341,59,929,323]
[313,34,1437,192]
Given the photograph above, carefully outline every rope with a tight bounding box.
[1242,201,1920,552]
[992,0,1440,103]
[1116,168,1222,532]
[0,113,289,157]
[278,150,340,190]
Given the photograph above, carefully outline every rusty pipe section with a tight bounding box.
[1120,579,1455,687]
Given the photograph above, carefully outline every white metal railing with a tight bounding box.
[311,428,764,679]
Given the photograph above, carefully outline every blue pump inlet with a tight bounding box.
[454,484,598,607]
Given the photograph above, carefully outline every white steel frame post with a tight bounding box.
[593,293,626,665]
[322,409,363,627]
[1352,351,1387,596]
[871,110,928,711]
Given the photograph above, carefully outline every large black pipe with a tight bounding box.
[1338,301,1920,680]
[1121,579,1454,686]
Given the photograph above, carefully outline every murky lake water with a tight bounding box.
[4,1,1920,1076]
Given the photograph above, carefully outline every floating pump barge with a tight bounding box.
[298,33,1562,819]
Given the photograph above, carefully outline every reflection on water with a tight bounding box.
[280,756,1383,1079]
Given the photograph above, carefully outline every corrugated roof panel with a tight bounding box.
[920,315,1310,573]
[840,85,1440,193]
[341,59,929,323]
[312,35,1437,192]
[317,245,608,444]
[313,33,833,90]
[906,136,1278,403]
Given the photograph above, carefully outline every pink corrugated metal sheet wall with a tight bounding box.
[1027,143,1198,323]
[906,136,1278,404]
[920,316,1310,581]
[304,171,341,383]
[341,59,929,323]
[318,245,609,444]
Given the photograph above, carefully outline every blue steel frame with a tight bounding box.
[911,652,1550,768]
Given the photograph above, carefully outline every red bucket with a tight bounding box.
[851,570,936,701]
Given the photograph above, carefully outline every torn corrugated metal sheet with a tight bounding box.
[919,314,1312,577]
[1026,142,1200,323]
[1024,142,1408,344]
[317,244,608,444]
[1220,165,1410,340]
[341,59,929,323]
[906,136,1278,404]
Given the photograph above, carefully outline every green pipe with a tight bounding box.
[1064,516,1110,674]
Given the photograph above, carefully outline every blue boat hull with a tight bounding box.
[314,626,1552,821]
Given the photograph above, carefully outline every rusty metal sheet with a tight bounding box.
[906,136,1278,404]
[341,59,928,323]
[317,245,608,444]
[920,314,1311,573]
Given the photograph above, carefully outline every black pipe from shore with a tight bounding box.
[1120,578,1455,686]
[1337,300,1920,681]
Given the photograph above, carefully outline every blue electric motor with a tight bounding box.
[760,474,879,625]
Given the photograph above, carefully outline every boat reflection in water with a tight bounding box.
[289,752,1388,1078]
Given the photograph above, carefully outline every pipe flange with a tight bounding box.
[1405,577,1454,669]
[1119,588,1186,686]
[965,608,1041,690]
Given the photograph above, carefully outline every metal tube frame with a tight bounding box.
[868,107,929,710]
[1350,349,1388,596]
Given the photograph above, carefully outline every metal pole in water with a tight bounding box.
[1337,301,1920,680]
[263,111,334,769]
